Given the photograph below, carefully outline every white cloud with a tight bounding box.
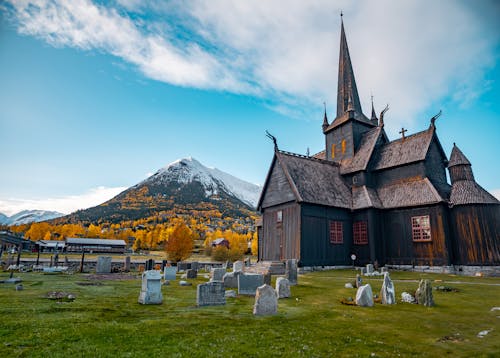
[4,0,499,131]
[0,186,127,216]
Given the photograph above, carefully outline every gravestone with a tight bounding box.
[161,260,167,271]
[186,269,198,279]
[253,284,278,316]
[355,284,374,307]
[191,262,199,271]
[275,277,291,299]
[223,271,241,288]
[238,273,264,295]
[196,281,226,306]
[285,259,298,285]
[415,279,434,307]
[164,266,177,281]
[380,272,396,304]
[145,259,154,271]
[177,262,189,272]
[210,268,226,282]
[355,274,362,288]
[233,261,244,273]
[138,270,162,304]
[263,271,271,285]
[365,264,374,275]
[225,290,236,298]
[124,256,131,272]
[381,267,388,273]
[96,256,112,274]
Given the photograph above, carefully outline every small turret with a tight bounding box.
[322,103,329,132]
[448,143,474,184]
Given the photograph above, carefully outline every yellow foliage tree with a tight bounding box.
[165,222,194,263]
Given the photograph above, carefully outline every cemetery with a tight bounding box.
[0,258,499,357]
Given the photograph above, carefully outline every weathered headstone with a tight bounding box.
[380,272,396,304]
[275,277,291,299]
[365,264,374,275]
[96,256,112,274]
[161,260,167,271]
[124,256,131,272]
[415,279,434,307]
[191,262,199,271]
[381,267,388,273]
[285,259,298,285]
[355,274,362,288]
[145,259,154,271]
[225,290,236,298]
[238,273,264,295]
[196,281,226,306]
[210,268,226,282]
[177,262,189,272]
[233,261,244,273]
[253,284,278,316]
[223,271,241,288]
[186,269,198,279]
[138,270,162,304]
[355,284,374,307]
[263,271,271,285]
[164,266,177,281]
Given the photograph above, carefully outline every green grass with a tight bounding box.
[0,270,499,357]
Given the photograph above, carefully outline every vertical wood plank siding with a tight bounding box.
[261,203,300,261]
[451,205,500,265]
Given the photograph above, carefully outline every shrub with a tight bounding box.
[212,246,229,262]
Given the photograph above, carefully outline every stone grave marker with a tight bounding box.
[253,284,278,316]
[96,256,112,274]
[145,259,154,271]
[196,281,226,306]
[275,277,291,299]
[161,260,167,271]
[177,262,189,272]
[223,271,241,288]
[164,266,177,281]
[285,259,298,285]
[186,269,198,279]
[124,256,131,272]
[263,271,271,285]
[210,268,226,282]
[355,274,362,288]
[380,272,396,305]
[238,273,264,295]
[191,262,199,271]
[416,279,434,307]
[365,264,374,275]
[233,261,244,273]
[138,270,162,305]
[355,284,374,307]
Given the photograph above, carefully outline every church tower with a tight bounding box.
[323,17,376,162]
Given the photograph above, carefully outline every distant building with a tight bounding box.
[258,19,499,268]
[211,238,230,249]
[65,238,127,253]
[36,240,65,253]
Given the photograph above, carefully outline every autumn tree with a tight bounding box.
[164,222,194,263]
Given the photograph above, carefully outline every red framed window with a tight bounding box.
[353,221,368,245]
[412,215,432,242]
[329,221,343,244]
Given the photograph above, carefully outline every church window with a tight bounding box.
[329,221,343,244]
[331,144,336,159]
[353,221,368,245]
[341,139,346,154]
[411,215,431,242]
[276,210,283,223]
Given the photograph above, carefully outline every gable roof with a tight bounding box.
[66,238,127,246]
[275,151,352,209]
[376,178,444,209]
[341,126,385,174]
[372,127,436,171]
[352,186,382,209]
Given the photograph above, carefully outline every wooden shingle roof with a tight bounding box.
[376,178,444,209]
[372,127,435,171]
[448,144,471,167]
[352,186,382,209]
[341,126,384,174]
[450,181,499,205]
[277,151,352,209]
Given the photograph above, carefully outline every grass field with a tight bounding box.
[0,269,499,357]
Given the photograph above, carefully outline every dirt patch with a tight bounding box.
[437,333,464,343]
[75,281,103,286]
[84,274,138,281]
[45,291,76,302]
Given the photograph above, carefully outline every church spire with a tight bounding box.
[322,102,329,131]
[370,95,378,123]
[336,16,363,119]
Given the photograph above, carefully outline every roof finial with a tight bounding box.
[370,93,378,122]
[399,127,408,140]
[430,109,442,128]
[265,130,278,151]
[379,104,389,127]
[340,10,343,18]
[322,101,329,131]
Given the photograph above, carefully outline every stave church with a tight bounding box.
[257,18,499,268]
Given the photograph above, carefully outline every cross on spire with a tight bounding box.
[399,127,408,140]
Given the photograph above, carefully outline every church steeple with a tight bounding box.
[336,17,363,119]
[322,102,329,131]
[448,143,474,184]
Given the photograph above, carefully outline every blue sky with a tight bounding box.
[0,0,499,215]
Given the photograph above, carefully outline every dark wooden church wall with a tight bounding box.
[383,204,450,266]
[425,140,448,186]
[451,204,500,265]
[351,209,383,265]
[376,162,426,187]
[261,203,301,261]
[261,161,296,208]
[300,204,351,266]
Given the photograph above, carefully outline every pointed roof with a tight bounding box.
[448,143,471,167]
[340,126,387,174]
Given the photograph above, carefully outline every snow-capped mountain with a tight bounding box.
[142,157,261,208]
[55,157,261,224]
[0,210,64,226]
